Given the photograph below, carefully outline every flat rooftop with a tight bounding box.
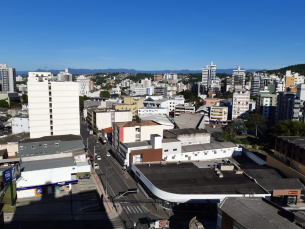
[164,128,208,137]
[135,162,268,195]
[0,132,30,144]
[114,120,159,128]
[20,134,82,143]
[181,142,237,153]
[122,141,150,148]
[21,157,75,172]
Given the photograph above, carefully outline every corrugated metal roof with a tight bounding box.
[21,157,75,172]
[174,113,204,129]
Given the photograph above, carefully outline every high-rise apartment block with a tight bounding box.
[232,90,250,119]
[232,66,245,90]
[28,77,80,138]
[202,61,217,94]
[0,63,16,92]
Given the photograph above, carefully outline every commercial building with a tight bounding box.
[119,134,162,169]
[12,114,30,134]
[0,132,29,157]
[256,92,277,123]
[86,108,132,131]
[28,77,80,138]
[16,157,78,198]
[209,106,228,124]
[143,96,185,113]
[217,198,299,229]
[0,63,16,92]
[232,90,250,120]
[232,66,245,90]
[112,97,143,118]
[76,75,90,96]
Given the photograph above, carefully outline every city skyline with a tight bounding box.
[1,0,305,71]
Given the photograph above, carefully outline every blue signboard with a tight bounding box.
[3,164,20,183]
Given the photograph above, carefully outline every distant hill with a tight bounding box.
[264,64,305,75]
[16,68,263,75]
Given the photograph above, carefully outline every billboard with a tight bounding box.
[3,164,20,183]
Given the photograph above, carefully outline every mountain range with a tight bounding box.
[16,68,264,75]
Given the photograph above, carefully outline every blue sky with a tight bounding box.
[1,0,305,71]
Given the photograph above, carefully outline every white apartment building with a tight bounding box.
[138,107,169,116]
[12,115,30,134]
[16,75,23,82]
[28,78,80,138]
[141,78,152,88]
[131,87,153,96]
[210,106,228,123]
[28,72,53,82]
[163,73,178,81]
[202,62,216,93]
[232,90,250,120]
[76,75,90,96]
[57,69,73,81]
[294,73,305,85]
[0,63,16,92]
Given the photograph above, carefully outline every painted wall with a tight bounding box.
[12,117,30,134]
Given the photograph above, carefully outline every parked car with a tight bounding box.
[96,155,101,160]
[79,174,90,179]
[88,155,94,161]
[94,163,99,170]
[106,152,111,157]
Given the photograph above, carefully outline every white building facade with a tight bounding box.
[28,79,80,138]
[138,107,169,116]
[232,90,250,120]
[0,63,16,92]
[77,75,90,96]
[12,115,30,134]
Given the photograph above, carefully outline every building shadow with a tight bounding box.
[3,182,121,229]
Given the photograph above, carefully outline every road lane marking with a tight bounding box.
[137,206,143,213]
[127,206,133,213]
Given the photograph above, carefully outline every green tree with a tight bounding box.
[134,115,141,123]
[21,94,28,103]
[100,91,110,97]
[0,100,9,108]
[269,120,305,137]
[79,95,90,111]
[121,91,127,96]
[245,113,267,138]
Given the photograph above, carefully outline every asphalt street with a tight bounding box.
[80,121,163,229]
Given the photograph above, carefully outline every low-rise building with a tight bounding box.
[174,113,205,129]
[86,108,132,131]
[138,107,169,117]
[0,132,29,157]
[112,97,143,117]
[174,104,195,117]
[163,128,210,146]
[12,114,30,134]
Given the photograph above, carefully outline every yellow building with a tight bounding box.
[112,97,143,117]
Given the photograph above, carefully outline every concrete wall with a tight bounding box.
[130,148,162,164]
[96,112,112,130]
[12,117,30,134]
[242,147,266,165]
[266,155,305,181]
[0,144,18,157]
[140,125,164,141]
[177,133,210,146]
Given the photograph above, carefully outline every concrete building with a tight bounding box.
[174,104,195,117]
[285,70,295,91]
[28,78,80,138]
[57,69,72,81]
[232,66,245,90]
[203,98,224,107]
[12,114,30,134]
[16,75,23,82]
[141,78,151,88]
[0,63,16,92]
[154,87,167,97]
[232,90,250,120]
[89,80,94,90]
[143,96,185,113]
[163,73,178,82]
[154,74,163,82]
[112,97,143,118]
[174,113,205,129]
[202,61,216,94]
[210,106,228,124]
[86,108,132,131]
[0,132,30,157]
[28,72,53,82]
[292,84,305,122]
[76,75,90,96]
[251,74,260,96]
[256,92,277,123]
[138,107,169,116]
[112,121,166,165]
[276,92,295,123]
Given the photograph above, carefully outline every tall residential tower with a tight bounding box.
[0,63,16,92]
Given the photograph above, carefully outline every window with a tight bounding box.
[19,146,23,150]
[173,149,177,151]
[164,149,168,152]
[133,154,142,163]
[55,143,59,147]
[185,155,188,157]
[223,150,226,153]
[43,144,47,148]
[31,145,36,149]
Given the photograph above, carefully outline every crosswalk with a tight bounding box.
[122,205,147,214]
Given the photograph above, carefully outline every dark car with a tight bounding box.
[79,174,90,179]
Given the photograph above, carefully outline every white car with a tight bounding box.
[94,163,99,170]
[106,152,111,157]
[96,155,101,160]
